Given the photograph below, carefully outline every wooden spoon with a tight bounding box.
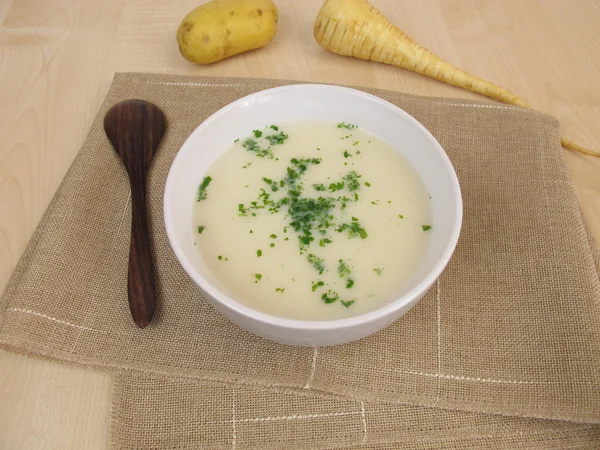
[104,100,166,329]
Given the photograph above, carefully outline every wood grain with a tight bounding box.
[0,0,599,446]
[104,100,166,329]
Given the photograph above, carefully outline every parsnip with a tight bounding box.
[314,0,598,157]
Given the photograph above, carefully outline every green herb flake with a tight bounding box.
[234,138,240,143]
[345,279,355,289]
[343,150,352,158]
[353,141,359,146]
[253,129,263,138]
[373,268,383,276]
[254,274,262,281]
[328,181,344,192]
[263,177,273,185]
[321,290,340,304]
[319,238,332,247]
[337,122,358,130]
[250,229,254,233]
[265,132,289,145]
[344,171,361,191]
[218,255,228,261]
[197,225,205,234]
[243,138,274,159]
[307,254,325,275]
[422,225,432,231]
[196,176,212,201]
[371,200,378,205]
[270,125,279,131]
[336,220,368,240]
[311,281,325,292]
[341,299,355,308]
[270,243,275,248]
[275,287,285,293]
[365,182,371,187]
[338,259,351,278]
[238,204,247,216]
[257,249,262,257]
[270,234,277,239]
[242,162,252,169]
[313,183,326,192]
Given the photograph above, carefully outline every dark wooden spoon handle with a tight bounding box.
[128,173,156,329]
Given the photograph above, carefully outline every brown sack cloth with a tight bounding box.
[1,73,599,449]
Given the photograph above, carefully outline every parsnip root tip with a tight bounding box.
[561,138,600,158]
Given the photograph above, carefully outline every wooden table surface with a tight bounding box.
[1,0,599,447]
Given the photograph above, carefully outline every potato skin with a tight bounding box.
[177,0,278,64]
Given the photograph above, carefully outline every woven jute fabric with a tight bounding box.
[1,73,600,449]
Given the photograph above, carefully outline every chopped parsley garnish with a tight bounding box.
[197,225,205,234]
[373,268,383,275]
[398,215,404,219]
[196,176,212,201]
[243,138,274,159]
[218,255,228,261]
[265,131,288,145]
[328,181,344,192]
[319,238,332,247]
[336,220,368,239]
[234,138,240,143]
[343,171,361,191]
[365,182,371,187]
[311,281,325,292]
[230,125,379,309]
[422,225,432,231]
[321,290,339,304]
[242,162,252,169]
[371,200,379,205]
[338,259,351,278]
[307,254,325,274]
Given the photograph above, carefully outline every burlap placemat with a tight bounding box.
[1,73,599,448]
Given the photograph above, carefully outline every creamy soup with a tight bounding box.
[193,121,432,320]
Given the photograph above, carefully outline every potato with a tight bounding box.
[177,0,278,64]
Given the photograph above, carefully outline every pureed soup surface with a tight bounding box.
[193,121,432,321]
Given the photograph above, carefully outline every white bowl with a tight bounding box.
[164,84,462,347]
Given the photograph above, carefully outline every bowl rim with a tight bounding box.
[164,83,463,331]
